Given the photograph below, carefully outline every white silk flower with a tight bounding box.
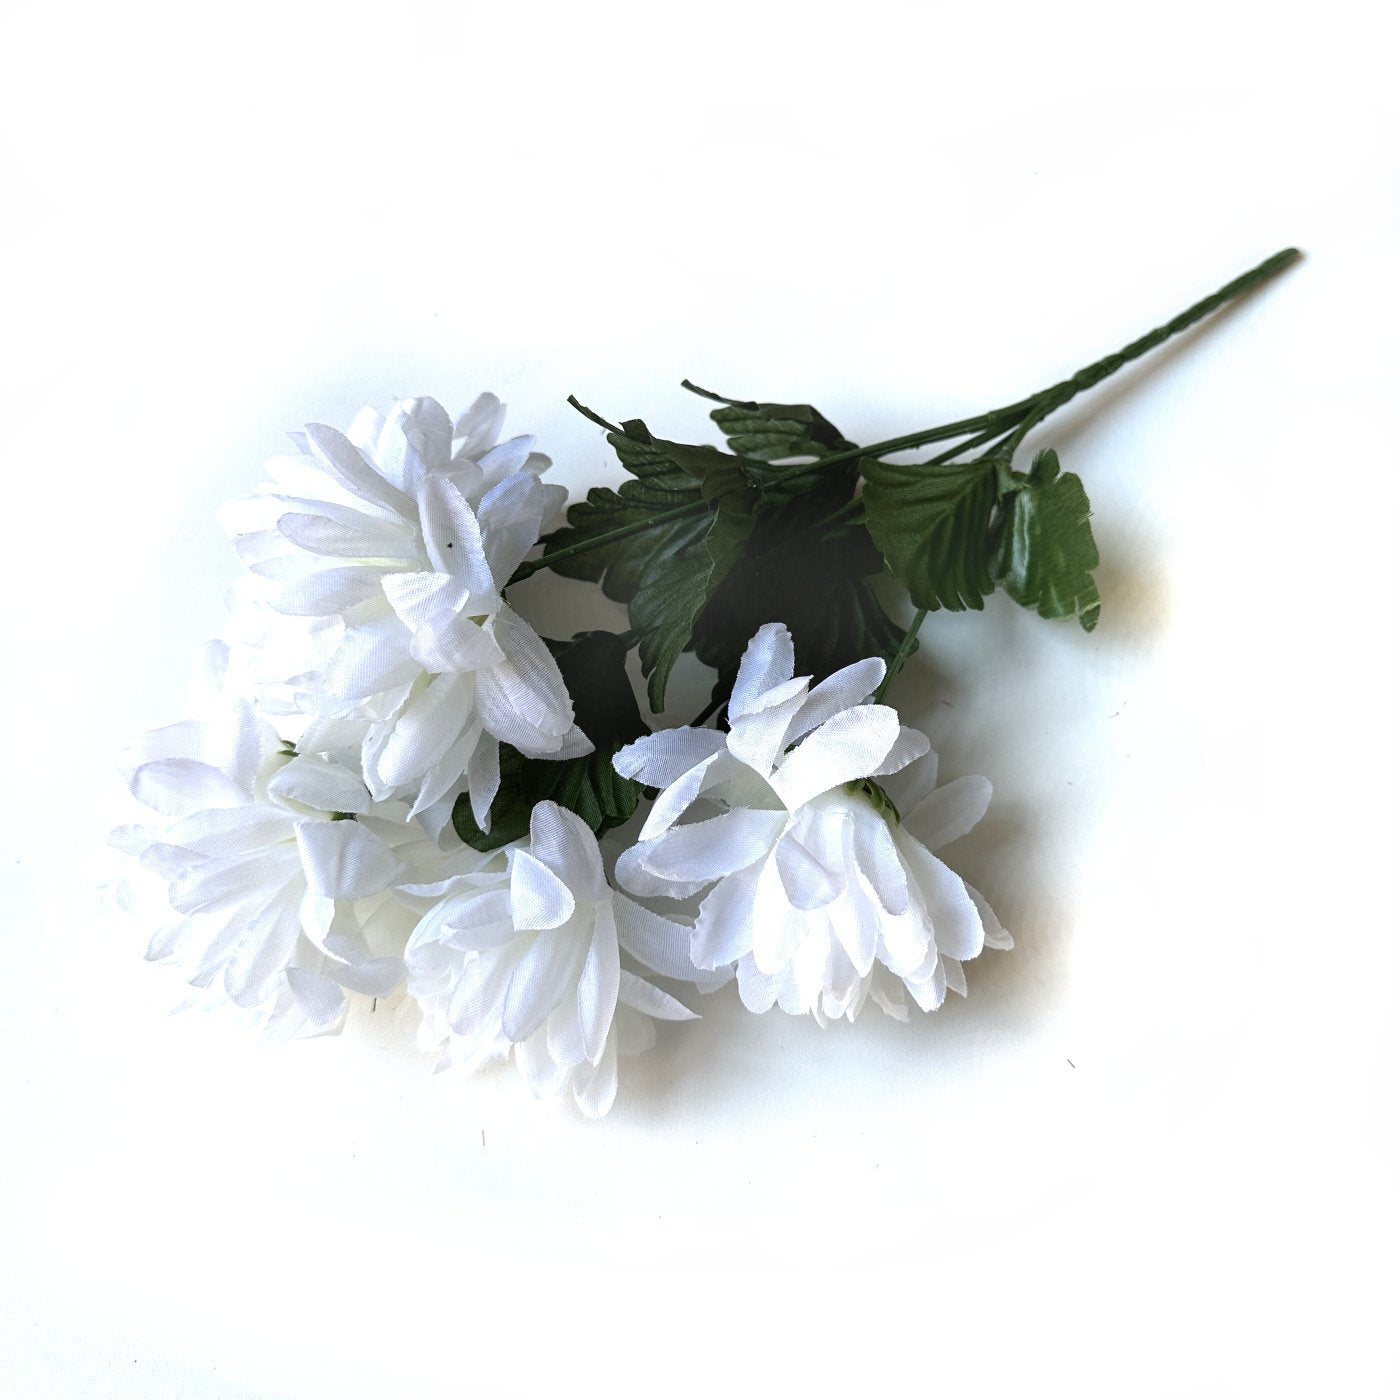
[220,393,589,829]
[402,801,702,1117]
[612,623,1011,1024]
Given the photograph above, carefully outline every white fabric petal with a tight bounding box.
[322,616,419,700]
[528,802,607,903]
[770,704,901,811]
[128,758,248,818]
[509,849,576,930]
[631,808,787,885]
[613,896,701,981]
[616,970,697,1021]
[775,827,843,911]
[454,392,507,456]
[302,422,414,518]
[371,673,474,791]
[749,854,803,975]
[898,836,985,961]
[849,805,910,916]
[690,860,764,969]
[612,727,728,788]
[474,472,551,587]
[570,1033,619,1118]
[285,966,347,1028]
[866,725,931,780]
[612,843,714,902]
[729,621,797,718]
[880,747,940,813]
[418,476,496,593]
[901,774,994,852]
[725,676,812,776]
[500,930,589,1041]
[277,510,414,562]
[968,882,1013,951]
[270,565,388,616]
[163,807,295,858]
[576,906,621,1064]
[472,607,578,755]
[636,751,723,841]
[381,569,470,634]
[377,397,453,494]
[295,819,398,900]
[786,657,886,743]
[466,731,500,831]
[267,754,370,815]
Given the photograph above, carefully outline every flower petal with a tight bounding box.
[866,725,931,779]
[418,476,496,593]
[725,676,812,776]
[128,758,248,818]
[570,1033,619,1118]
[770,704,901,811]
[729,622,797,718]
[631,808,787,885]
[501,930,589,1041]
[786,657,886,743]
[473,607,579,755]
[690,861,764,969]
[270,565,389,616]
[968,881,1013,951]
[528,801,607,903]
[371,673,474,791]
[577,905,621,1064]
[295,819,398,900]
[267,754,370,815]
[901,774,993,851]
[613,895,700,981]
[613,727,728,789]
[277,510,414,562]
[302,422,414,517]
[635,751,722,841]
[454,392,507,456]
[285,966,347,1028]
[898,835,985,961]
[509,849,576,930]
[616,970,697,1021]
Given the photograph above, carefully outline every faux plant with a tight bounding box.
[109,249,1298,1115]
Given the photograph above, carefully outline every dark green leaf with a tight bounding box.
[539,419,760,710]
[992,449,1101,631]
[692,384,859,505]
[692,502,903,704]
[860,455,999,611]
[451,630,649,851]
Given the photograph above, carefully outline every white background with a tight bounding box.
[2,1,1396,1396]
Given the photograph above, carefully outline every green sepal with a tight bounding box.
[991,448,1101,631]
[451,630,648,851]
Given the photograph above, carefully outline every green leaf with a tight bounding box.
[860,454,999,611]
[689,383,859,505]
[692,499,903,703]
[992,448,1101,631]
[539,418,760,710]
[451,630,649,851]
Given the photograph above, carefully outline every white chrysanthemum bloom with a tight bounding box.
[221,393,590,828]
[402,801,701,1118]
[111,642,451,1039]
[612,623,1011,1024]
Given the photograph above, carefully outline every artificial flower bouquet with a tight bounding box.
[109,250,1297,1115]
